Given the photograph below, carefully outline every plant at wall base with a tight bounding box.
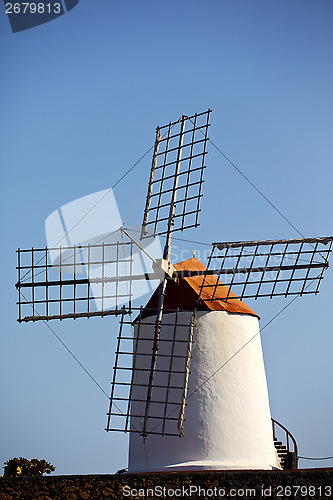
[3,458,55,477]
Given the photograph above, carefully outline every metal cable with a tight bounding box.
[206,138,328,263]
[19,291,109,397]
[19,291,142,434]
[124,226,212,247]
[53,117,181,249]
[185,292,301,401]
[42,318,110,399]
[298,456,333,460]
[20,118,183,283]
[171,236,211,246]
[208,139,307,239]
[187,113,306,241]
[20,226,121,283]
[54,148,155,250]
[185,114,328,262]
[19,149,154,282]
[123,178,150,225]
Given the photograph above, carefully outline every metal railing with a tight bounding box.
[272,417,298,457]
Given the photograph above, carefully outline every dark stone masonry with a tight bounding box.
[0,468,332,500]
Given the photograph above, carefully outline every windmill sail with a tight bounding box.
[16,233,333,322]
[141,110,211,239]
[106,308,196,437]
[16,228,163,322]
[197,236,333,302]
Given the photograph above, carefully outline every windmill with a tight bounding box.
[16,110,333,472]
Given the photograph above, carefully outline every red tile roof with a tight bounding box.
[141,257,259,319]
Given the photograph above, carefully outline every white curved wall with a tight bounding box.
[128,310,278,472]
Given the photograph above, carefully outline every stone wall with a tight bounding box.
[0,468,332,500]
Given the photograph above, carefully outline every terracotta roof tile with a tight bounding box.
[174,258,259,318]
[140,257,259,319]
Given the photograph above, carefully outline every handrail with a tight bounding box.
[271,418,298,458]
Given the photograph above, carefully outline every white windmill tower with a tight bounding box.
[16,110,333,473]
[126,257,277,472]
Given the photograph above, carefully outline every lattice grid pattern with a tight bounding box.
[106,308,195,437]
[199,237,333,302]
[141,110,211,239]
[16,241,135,322]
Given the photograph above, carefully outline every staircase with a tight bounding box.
[272,418,298,470]
[274,438,289,469]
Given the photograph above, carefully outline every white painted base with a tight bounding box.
[128,310,279,472]
[129,460,277,473]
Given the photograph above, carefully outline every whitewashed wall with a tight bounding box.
[128,310,278,472]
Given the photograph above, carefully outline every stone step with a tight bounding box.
[274,440,289,470]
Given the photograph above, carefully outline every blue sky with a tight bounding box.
[1,0,333,474]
